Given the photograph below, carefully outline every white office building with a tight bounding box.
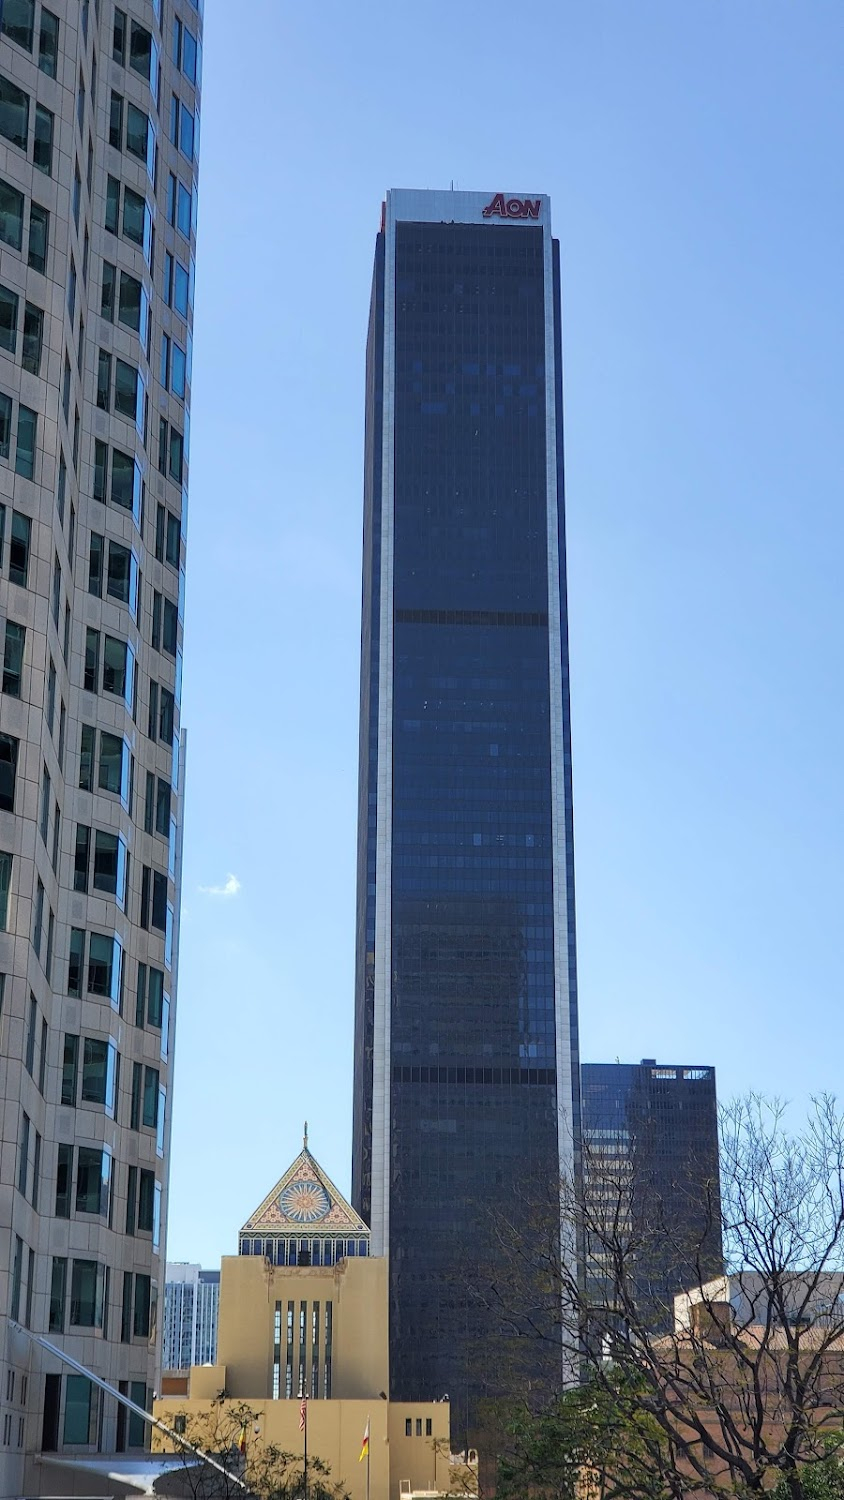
[162,1263,218,1371]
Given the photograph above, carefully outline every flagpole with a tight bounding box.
[366,1413,370,1500]
[304,1399,308,1500]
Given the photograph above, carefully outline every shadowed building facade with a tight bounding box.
[352,189,581,1435]
[582,1060,723,1327]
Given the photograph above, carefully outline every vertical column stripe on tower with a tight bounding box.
[371,199,397,1256]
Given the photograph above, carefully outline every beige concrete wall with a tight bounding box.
[188,1365,227,1400]
[153,1396,459,1500]
[331,1257,390,1399]
[216,1254,389,1400]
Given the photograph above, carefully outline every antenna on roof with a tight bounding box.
[303,1121,309,1151]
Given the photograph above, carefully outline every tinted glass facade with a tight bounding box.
[352,191,580,1435]
[582,1061,723,1327]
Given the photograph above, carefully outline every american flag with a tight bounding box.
[299,1395,307,1432]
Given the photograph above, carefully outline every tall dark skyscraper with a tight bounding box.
[581,1060,723,1325]
[352,189,580,1432]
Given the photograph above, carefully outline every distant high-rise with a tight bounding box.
[163,1265,220,1371]
[0,0,200,1484]
[581,1060,723,1323]
[352,188,580,1434]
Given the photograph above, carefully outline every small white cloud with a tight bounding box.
[198,873,241,899]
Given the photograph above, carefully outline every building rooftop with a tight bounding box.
[239,1127,369,1243]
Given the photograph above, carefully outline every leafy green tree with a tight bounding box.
[493,1374,686,1500]
[771,1443,844,1500]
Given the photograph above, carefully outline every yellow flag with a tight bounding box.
[359,1418,370,1462]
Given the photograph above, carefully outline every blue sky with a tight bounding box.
[166,1,844,1266]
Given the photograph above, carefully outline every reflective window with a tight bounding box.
[1,0,34,51]
[0,76,29,151]
[0,179,24,250]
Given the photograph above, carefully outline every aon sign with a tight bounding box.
[482,194,541,220]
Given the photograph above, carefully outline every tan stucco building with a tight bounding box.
[153,1139,476,1499]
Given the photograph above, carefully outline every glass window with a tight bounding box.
[173,260,189,318]
[0,283,19,351]
[176,181,191,238]
[162,599,178,657]
[122,186,147,248]
[103,634,132,704]
[0,180,24,250]
[0,732,19,812]
[79,723,95,790]
[28,202,48,272]
[109,90,124,150]
[69,1262,104,1328]
[22,302,43,375]
[129,21,152,77]
[2,0,35,51]
[83,631,100,698]
[110,447,136,509]
[73,824,90,892]
[92,830,120,895]
[101,260,116,321]
[93,440,108,501]
[107,539,133,603]
[9,511,31,585]
[114,359,139,419]
[179,103,194,160]
[168,428,183,484]
[105,175,119,233]
[96,351,111,411]
[154,779,170,837]
[125,102,150,168]
[61,1034,78,1104]
[0,849,10,930]
[150,870,167,932]
[0,392,11,458]
[63,1374,96,1441]
[118,270,142,332]
[142,1066,158,1127]
[0,77,29,151]
[182,27,197,82]
[171,343,186,400]
[80,1037,110,1104]
[159,687,174,743]
[144,771,154,834]
[15,406,36,478]
[50,1255,67,1329]
[113,7,126,64]
[68,928,85,997]
[76,1146,108,1213]
[133,1273,151,1337]
[147,968,164,1027]
[166,512,181,566]
[33,104,54,175]
[137,1169,155,1232]
[98,732,124,794]
[88,932,120,1004]
[156,1087,166,1155]
[3,622,25,696]
[38,9,59,75]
